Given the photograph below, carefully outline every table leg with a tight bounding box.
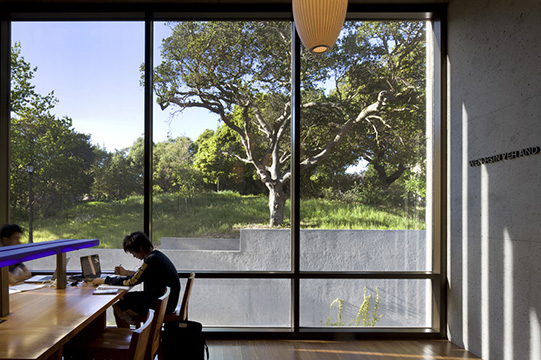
[0,267,9,317]
[56,253,67,289]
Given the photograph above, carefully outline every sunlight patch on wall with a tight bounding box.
[462,103,469,348]
[531,308,540,360]
[481,165,489,359]
[503,228,513,360]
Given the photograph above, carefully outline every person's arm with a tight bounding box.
[8,264,32,284]
[93,263,148,287]
[8,271,17,285]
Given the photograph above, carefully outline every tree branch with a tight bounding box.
[300,91,388,170]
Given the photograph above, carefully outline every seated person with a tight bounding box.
[93,231,180,328]
[1,224,32,284]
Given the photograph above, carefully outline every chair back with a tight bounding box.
[146,286,171,359]
[179,272,196,321]
[129,309,155,360]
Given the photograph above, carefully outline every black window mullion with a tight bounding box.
[291,22,302,334]
[0,17,10,225]
[144,13,153,239]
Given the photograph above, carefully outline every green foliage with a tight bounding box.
[14,196,146,247]
[301,164,357,199]
[10,43,96,217]
[193,126,261,195]
[331,164,426,222]
[300,197,425,230]
[153,136,203,202]
[90,145,142,201]
[325,287,383,327]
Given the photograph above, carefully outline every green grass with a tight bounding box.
[15,191,425,248]
[299,198,425,230]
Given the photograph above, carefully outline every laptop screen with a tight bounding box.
[80,254,101,278]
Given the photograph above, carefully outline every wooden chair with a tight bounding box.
[125,287,172,360]
[164,272,195,323]
[87,309,155,360]
[145,286,170,359]
[87,286,170,360]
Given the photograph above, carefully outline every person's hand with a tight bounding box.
[92,278,105,286]
[114,265,128,275]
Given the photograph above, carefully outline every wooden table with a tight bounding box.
[0,283,123,360]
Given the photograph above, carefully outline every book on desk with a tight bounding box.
[93,284,131,295]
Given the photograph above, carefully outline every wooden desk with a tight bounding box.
[0,239,100,316]
[0,283,123,360]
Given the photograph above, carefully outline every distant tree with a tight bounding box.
[153,136,199,198]
[10,43,95,216]
[193,125,262,195]
[126,137,145,194]
[90,138,146,201]
[153,21,426,226]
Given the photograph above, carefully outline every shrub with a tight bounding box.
[325,287,383,327]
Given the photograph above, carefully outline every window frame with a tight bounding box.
[0,2,446,338]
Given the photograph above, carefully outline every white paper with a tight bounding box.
[97,284,131,290]
[9,283,46,293]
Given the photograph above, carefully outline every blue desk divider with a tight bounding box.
[0,239,99,268]
[0,238,100,317]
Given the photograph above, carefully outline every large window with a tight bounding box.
[3,6,443,335]
[9,21,145,249]
[151,21,292,273]
[298,21,431,328]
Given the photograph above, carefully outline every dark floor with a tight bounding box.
[205,339,482,360]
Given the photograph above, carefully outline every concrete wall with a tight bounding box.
[447,0,541,359]
[161,229,428,271]
[164,229,429,327]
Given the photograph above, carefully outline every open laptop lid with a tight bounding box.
[80,254,101,279]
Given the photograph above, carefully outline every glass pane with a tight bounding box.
[301,230,427,271]
[301,279,431,327]
[299,21,430,272]
[190,279,291,327]
[151,21,292,271]
[10,22,145,263]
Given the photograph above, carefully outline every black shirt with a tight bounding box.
[105,250,180,313]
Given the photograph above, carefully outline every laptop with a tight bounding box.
[25,257,70,283]
[80,254,108,280]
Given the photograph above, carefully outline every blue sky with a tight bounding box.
[11,21,220,151]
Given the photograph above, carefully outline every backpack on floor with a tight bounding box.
[162,320,209,360]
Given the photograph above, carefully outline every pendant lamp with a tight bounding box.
[292,0,348,54]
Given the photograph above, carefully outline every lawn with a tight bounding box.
[14,191,425,248]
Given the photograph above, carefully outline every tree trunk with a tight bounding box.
[268,182,287,227]
[373,163,406,188]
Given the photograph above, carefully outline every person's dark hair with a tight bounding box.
[1,224,23,239]
[123,231,153,254]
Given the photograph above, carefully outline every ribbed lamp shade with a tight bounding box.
[292,0,348,54]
